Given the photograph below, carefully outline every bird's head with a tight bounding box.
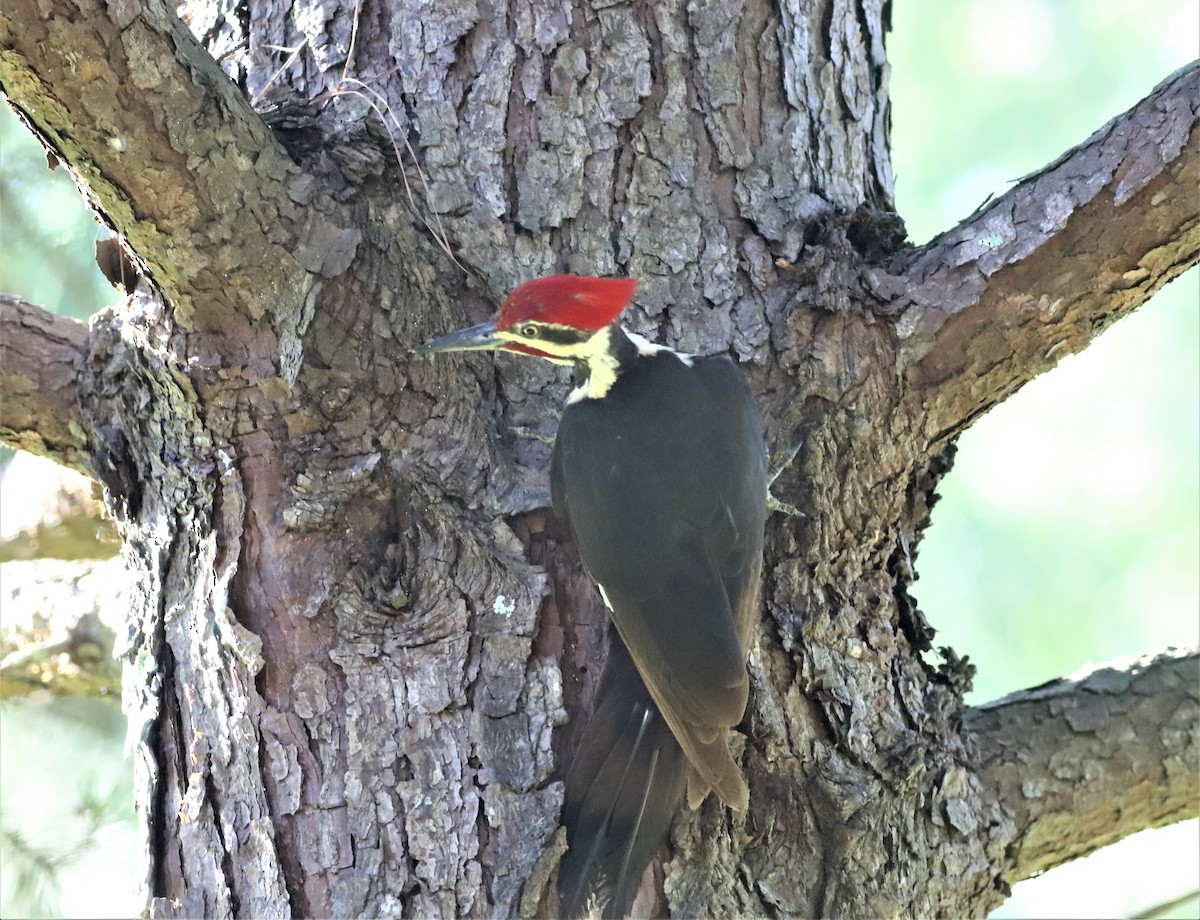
[416,274,638,365]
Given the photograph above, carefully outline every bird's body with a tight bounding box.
[417,276,766,918]
[553,328,765,809]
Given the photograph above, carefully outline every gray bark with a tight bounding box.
[0,1,1197,918]
[968,648,1199,885]
[0,295,91,471]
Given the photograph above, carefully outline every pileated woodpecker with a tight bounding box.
[418,275,766,917]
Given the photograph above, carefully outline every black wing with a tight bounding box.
[554,352,766,910]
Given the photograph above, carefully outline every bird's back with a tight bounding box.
[553,349,766,915]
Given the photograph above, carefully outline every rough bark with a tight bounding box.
[1,2,1197,919]
[889,64,1200,445]
[0,295,90,470]
[967,648,1199,884]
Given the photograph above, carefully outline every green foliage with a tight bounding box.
[0,780,128,918]
[0,698,138,918]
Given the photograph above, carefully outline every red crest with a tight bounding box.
[496,275,638,332]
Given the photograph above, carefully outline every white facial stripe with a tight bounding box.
[564,326,620,402]
[566,326,695,403]
[495,324,610,361]
[625,330,694,366]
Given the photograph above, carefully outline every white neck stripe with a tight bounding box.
[566,326,693,404]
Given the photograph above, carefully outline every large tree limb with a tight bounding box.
[0,295,90,470]
[0,0,322,347]
[967,647,1200,885]
[876,62,1199,446]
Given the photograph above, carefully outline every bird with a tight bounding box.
[417,274,766,918]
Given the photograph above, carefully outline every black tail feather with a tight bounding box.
[559,639,688,919]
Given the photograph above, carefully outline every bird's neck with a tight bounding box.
[568,324,690,404]
[568,324,637,404]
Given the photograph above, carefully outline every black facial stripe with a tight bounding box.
[524,324,593,346]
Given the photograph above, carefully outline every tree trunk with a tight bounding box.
[1,2,1197,918]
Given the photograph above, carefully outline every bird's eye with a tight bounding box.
[520,323,538,338]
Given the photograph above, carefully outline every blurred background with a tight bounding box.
[1,0,1196,916]
[889,0,1199,916]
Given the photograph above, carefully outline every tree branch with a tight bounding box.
[0,295,90,470]
[0,0,320,338]
[877,62,1200,446]
[966,647,1200,885]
